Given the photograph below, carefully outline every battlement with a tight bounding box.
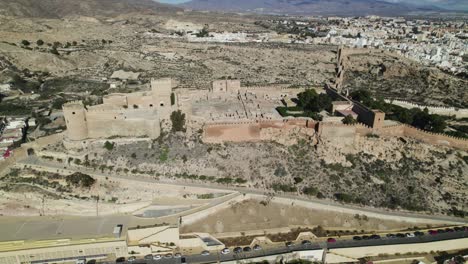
[63,101,85,109]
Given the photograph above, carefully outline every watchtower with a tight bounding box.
[151,78,174,119]
[63,101,88,141]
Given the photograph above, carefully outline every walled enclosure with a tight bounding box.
[63,78,176,142]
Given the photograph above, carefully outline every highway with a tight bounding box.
[111,229,468,264]
[18,157,468,225]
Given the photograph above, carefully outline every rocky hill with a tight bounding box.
[342,53,468,108]
[0,0,180,18]
[181,0,442,16]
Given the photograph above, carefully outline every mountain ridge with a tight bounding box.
[0,0,180,18]
[181,0,444,16]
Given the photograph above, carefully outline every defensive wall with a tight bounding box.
[384,99,468,118]
[202,118,468,150]
[379,124,468,150]
[202,118,317,144]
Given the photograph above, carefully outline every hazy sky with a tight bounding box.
[155,0,468,10]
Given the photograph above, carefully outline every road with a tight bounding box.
[114,229,468,264]
[18,156,468,225]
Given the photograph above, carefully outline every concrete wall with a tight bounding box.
[127,226,180,246]
[0,240,127,264]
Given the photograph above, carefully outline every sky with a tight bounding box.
[155,0,468,11]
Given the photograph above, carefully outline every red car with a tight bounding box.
[327,238,337,243]
[428,230,438,235]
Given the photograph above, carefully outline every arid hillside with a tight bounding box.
[0,0,180,18]
[342,53,468,108]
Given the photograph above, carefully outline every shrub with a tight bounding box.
[103,141,114,151]
[66,172,96,188]
[21,40,30,46]
[342,114,357,125]
[170,110,186,132]
[36,39,44,46]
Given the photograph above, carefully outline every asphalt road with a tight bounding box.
[113,230,468,264]
[19,157,468,225]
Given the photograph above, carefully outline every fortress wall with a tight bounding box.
[86,118,159,139]
[384,99,468,118]
[378,124,468,150]
[401,125,468,150]
[202,119,316,143]
[103,93,128,106]
[126,94,154,108]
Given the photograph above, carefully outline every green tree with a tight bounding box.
[342,115,357,125]
[297,89,332,112]
[170,110,186,132]
[104,141,114,151]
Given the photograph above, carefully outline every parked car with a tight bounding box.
[370,235,381,239]
[454,227,463,232]
[353,236,362,240]
[181,257,187,264]
[301,240,312,245]
[428,230,438,235]
[396,233,405,238]
[243,247,252,252]
[128,256,136,262]
[414,231,424,236]
[253,244,262,251]
[327,238,337,243]
[115,257,125,263]
[445,228,455,233]
[144,254,153,260]
[153,255,162,260]
[233,247,243,253]
[437,229,446,234]
[174,253,182,258]
[362,235,370,240]
[221,248,230,255]
[406,233,415,238]
[201,250,210,256]
[164,253,173,259]
[285,241,294,247]
[386,234,396,238]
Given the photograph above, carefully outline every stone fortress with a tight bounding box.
[63,79,176,148]
[62,47,468,151]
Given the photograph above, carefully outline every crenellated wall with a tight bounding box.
[384,99,468,118]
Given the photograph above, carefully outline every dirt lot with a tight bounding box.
[180,199,434,235]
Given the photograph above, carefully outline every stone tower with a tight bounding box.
[63,101,88,141]
[151,78,173,119]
